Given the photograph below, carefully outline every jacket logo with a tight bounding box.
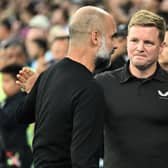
[158,90,168,97]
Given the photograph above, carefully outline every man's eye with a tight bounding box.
[130,39,138,43]
[144,41,153,46]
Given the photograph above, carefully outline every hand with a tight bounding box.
[16,67,39,94]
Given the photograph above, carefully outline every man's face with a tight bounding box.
[96,35,111,61]
[127,26,165,71]
[159,31,168,70]
[2,73,20,97]
[25,28,46,59]
[0,25,7,41]
[51,38,69,60]
[5,46,26,65]
[95,16,117,66]
[0,49,7,70]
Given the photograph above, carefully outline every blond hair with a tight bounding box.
[128,10,166,42]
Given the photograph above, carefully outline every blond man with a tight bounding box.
[96,10,168,168]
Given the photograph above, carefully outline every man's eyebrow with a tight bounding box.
[111,32,118,38]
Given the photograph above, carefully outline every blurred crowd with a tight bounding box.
[0,0,168,167]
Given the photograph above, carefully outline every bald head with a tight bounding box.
[69,6,114,42]
[66,6,116,72]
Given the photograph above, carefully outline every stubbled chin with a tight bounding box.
[131,59,146,67]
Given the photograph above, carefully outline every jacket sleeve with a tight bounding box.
[71,81,105,168]
[15,74,42,124]
[0,95,25,128]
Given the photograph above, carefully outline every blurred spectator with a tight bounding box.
[0,42,28,106]
[35,1,50,16]
[110,24,128,70]
[5,42,28,67]
[20,1,37,22]
[143,0,162,13]
[104,0,130,24]
[25,27,47,65]
[159,26,168,71]
[48,25,69,43]
[0,64,33,168]
[17,1,38,39]
[159,0,168,24]
[160,0,168,12]
[0,18,20,49]
[0,1,12,21]
[128,0,144,15]
[71,0,102,5]
[50,36,69,61]
[29,14,50,31]
[0,42,27,71]
[0,130,6,168]
[50,4,69,32]
[0,41,27,102]
[29,38,48,73]
[0,49,7,71]
[19,1,38,27]
[0,49,7,103]
[48,25,69,61]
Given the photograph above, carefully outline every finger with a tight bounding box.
[22,68,35,79]
[24,68,35,77]
[16,80,25,92]
[19,70,30,80]
[16,80,22,87]
[17,69,27,80]
[16,74,27,83]
[18,69,33,81]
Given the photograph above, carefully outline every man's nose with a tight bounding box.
[137,42,144,52]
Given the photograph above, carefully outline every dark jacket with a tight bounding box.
[0,92,32,168]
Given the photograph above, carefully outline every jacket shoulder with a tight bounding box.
[95,67,124,82]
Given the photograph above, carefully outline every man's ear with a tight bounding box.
[91,31,101,46]
[159,41,166,54]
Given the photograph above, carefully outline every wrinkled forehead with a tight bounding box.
[128,25,160,35]
[127,26,162,43]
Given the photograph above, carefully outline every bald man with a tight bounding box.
[16,6,117,168]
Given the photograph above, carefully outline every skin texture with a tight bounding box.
[127,25,165,78]
[51,38,69,60]
[159,31,168,71]
[16,68,38,93]
[2,74,20,97]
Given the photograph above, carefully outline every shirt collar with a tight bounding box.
[120,62,168,83]
[120,62,133,83]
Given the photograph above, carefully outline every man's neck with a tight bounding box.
[66,55,95,73]
[129,63,157,79]
[66,45,95,73]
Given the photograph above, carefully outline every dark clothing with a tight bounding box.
[16,58,105,168]
[109,56,127,71]
[96,62,168,168]
[94,56,126,75]
[0,92,33,168]
[0,131,6,167]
